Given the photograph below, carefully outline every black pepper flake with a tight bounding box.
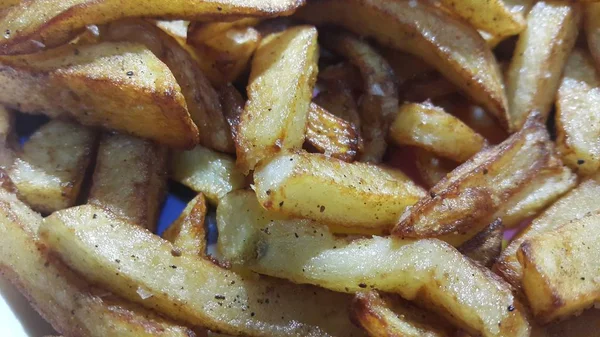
[578,159,585,165]
[170,265,177,269]
[266,190,271,195]
[115,259,120,263]
[250,312,255,317]
[320,205,325,213]
[215,295,226,300]
[508,305,515,312]
[92,214,97,219]
[279,201,284,207]
[581,277,586,280]
[126,71,134,76]
[217,6,222,11]
[483,168,488,175]
[294,233,299,238]
[358,283,367,288]
[430,192,436,198]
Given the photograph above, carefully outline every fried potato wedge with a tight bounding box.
[399,72,458,103]
[458,219,503,267]
[393,118,554,245]
[351,291,455,337]
[317,62,363,94]
[505,1,581,132]
[556,49,600,175]
[88,133,167,232]
[378,48,434,85]
[9,120,96,214]
[254,152,426,233]
[0,106,15,170]
[0,0,304,55]
[236,26,318,173]
[297,0,509,129]
[0,41,198,148]
[494,175,600,291]
[390,102,486,163]
[41,205,366,337]
[162,193,207,257]
[101,20,233,153]
[519,213,600,322]
[414,149,456,189]
[187,19,262,45]
[306,103,361,162]
[170,145,246,205]
[215,191,530,337]
[0,188,196,337]
[320,30,398,162]
[313,88,361,130]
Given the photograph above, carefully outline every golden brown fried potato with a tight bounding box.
[217,83,245,143]
[215,191,531,337]
[88,133,167,232]
[0,41,199,148]
[0,106,15,170]
[41,205,366,337]
[254,152,426,233]
[9,120,96,214]
[101,19,234,153]
[0,0,304,55]
[494,175,600,291]
[519,213,600,322]
[236,26,318,173]
[399,72,458,102]
[170,145,246,205]
[351,291,455,337]
[389,102,486,163]
[306,103,361,162]
[297,0,509,129]
[378,47,434,85]
[0,188,196,337]
[162,193,207,257]
[414,149,456,189]
[187,19,262,45]
[556,49,600,175]
[458,219,503,267]
[313,88,361,130]
[586,3,600,68]
[320,30,398,162]
[317,62,363,94]
[505,1,581,132]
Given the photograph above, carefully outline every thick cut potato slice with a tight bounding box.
[389,102,486,163]
[215,191,530,337]
[101,20,233,153]
[458,219,503,268]
[0,41,198,148]
[88,133,167,232]
[351,291,455,337]
[320,30,398,162]
[393,118,555,245]
[162,193,207,257]
[0,0,304,55]
[414,149,456,189]
[556,49,600,175]
[0,188,196,337]
[9,120,96,213]
[306,103,361,162]
[41,205,366,337]
[505,1,581,132]
[494,175,600,291]
[297,0,509,129]
[236,26,318,173]
[519,213,600,322]
[254,152,426,233]
[0,106,15,170]
[187,19,262,45]
[171,145,246,205]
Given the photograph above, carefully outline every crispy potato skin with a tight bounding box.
[0,0,304,55]
[297,0,509,129]
[457,218,503,268]
[41,205,366,337]
[0,188,196,337]
[162,193,207,257]
[0,41,199,148]
[306,103,361,162]
[88,133,167,232]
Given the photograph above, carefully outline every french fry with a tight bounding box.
[399,72,458,102]
[378,47,434,85]
[457,218,503,267]
[187,19,262,45]
[254,152,426,233]
[0,106,15,170]
[162,193,207,257]
[414,149,456,189]
[306,103,361,162]
[296,0,509,129]
[505,1,581,132]
[88,133,167,232]
[313,88,361,130]
[41,205,367,337]
[218,83,245,143]
[236,26,319,172]
[317,62,363,94]
[9,120,96,214]
[0,188,196,337]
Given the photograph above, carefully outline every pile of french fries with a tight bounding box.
[1,0,600,336]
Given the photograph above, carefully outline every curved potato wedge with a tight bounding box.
[41,205,366,337]
[296,0,509,129]
[0,0,304,55]
[556,49,600,175]
[187,19,262,45]
[162,193,207,257]
[306,102,361,162]
[313,88,361,130]
[505,1,581,132]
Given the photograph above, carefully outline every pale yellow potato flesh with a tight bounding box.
[171,145,246,205]
[389,102,486,163]
[162,193,207,257]
[556,49,600,175]
[187,19,262,45]
[88,133,167,232]
[0,188,196,337]
[306,102,361,162]
[0,41,199,148]
[296,0,509,129]
[0,0,304,55]
[9,120,96,214]
[40,205,366,337]
[215,191,530,337]
[505,1,581,132]
[519,213,600,322]
[236,26,318,173]
[254,152,426,233]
